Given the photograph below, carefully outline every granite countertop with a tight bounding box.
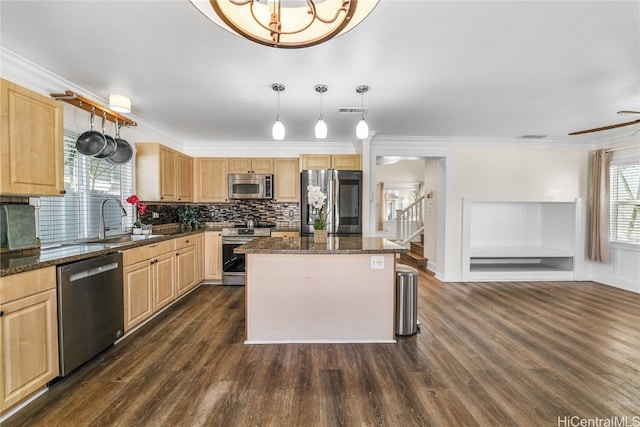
[0,227,206,277]
[235,236,407,255]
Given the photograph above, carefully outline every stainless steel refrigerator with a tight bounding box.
[301,169,362,236]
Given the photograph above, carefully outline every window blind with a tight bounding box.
[610,159,640,245]
[39,133,134,244]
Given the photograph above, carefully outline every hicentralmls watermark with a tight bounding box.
[557,416,640,427]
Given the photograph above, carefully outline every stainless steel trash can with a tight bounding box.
[396,264,418,336]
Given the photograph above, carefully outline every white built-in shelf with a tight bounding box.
[461,198,583,281]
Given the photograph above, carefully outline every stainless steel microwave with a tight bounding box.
[228,174,273,199]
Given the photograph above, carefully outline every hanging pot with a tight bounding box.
[94,113,117,159]
[106,118,134,165]
[76,107,107,156]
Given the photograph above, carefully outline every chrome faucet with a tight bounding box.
[99,197,127,239]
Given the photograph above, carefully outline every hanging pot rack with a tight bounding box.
[50,90,137,127]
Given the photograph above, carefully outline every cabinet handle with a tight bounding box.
[60,189,67,195]
[185,240,190,243]
[176,252,180,256]
[0,311,3,317]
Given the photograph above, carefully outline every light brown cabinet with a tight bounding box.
[175,236,197,296]
[0,79,64,196]
[271,231,300,237]
[301,154,361,171]
[122,239,176,331]
[228,158,274,174]
[136,143,193,202]
[195,158,228,202]
[195,233,205,283]
[204,231,222,281]
[273,158,299,202]
[0,267,59,414]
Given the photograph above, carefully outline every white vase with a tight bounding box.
[133,228,143,235]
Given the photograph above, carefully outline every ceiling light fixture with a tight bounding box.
[108,94,131,113]
[355,85,369,139]
[272,83,285,140]
[314,84,328,139]
[189,0,379,49]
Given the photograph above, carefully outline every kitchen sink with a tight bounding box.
[87,234,164,245]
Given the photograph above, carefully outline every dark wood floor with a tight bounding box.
[6,273,640,427]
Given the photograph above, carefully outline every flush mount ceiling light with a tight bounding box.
[108,94,131,113]
[189,0,379,48]
[314,84,328,139]
[355,84,369,139]
[272,83,285,140]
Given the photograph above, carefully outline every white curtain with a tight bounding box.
[589,149,612,262]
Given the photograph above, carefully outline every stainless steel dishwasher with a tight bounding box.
[56,252,124,376]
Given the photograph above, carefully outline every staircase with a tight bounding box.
[398,233,429,271]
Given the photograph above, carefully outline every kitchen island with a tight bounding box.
[235,236,407,344]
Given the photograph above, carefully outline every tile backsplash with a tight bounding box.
[141,200,300,227]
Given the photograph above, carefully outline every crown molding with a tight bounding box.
[372,134,597,149]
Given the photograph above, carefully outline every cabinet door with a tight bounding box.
[271,231,300,238]
[0,79,64,196]
[176,246,197,296]
[301,154,331,170]
[204,232,222,280]
[123,261,154,331]
[160,147,177,201]
[273,158,299,202]
[0,289,59,412]
[177,154,193,202]
[251,158,274,174]
[195,233,205,283]
[228,158,252,174]
[196,158,228,202]
[154,252,176,310]
[331,154,361,170]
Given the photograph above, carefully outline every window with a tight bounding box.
[39,133,134,244]
[382,183,421,221]
[610,158,640,245]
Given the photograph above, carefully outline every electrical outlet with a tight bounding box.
[370,255,384,269]
[152,212,159,219]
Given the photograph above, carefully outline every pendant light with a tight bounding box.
[355,85,369,139]
[272,83,285,140]
[314,84,328,139]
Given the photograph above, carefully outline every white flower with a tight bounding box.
[307,184,326,210]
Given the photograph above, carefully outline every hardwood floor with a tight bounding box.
[5,274,640,426]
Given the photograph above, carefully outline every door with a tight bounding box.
[154,252,176,310]
[334,170,363,235]
[123,261,153,331]
[176,246,196,296]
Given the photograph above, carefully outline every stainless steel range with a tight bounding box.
[221,227,271,285]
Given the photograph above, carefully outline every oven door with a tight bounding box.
[222,238,251,285]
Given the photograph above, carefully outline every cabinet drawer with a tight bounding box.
[0,266,56,304]
[174,235,196,250]
[122,240,175,266]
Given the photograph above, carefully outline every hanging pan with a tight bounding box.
[94,113,117,159]
[106,118,133,165]
[76,107,107,156]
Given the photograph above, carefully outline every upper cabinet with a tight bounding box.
[195,158,228,202]
[301,154,361,171]
[228,158,274,174]
[136,143,193,202]
[0,79,64,196]
[273,158,299,202]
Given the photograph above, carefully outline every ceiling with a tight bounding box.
[1,1,639,145]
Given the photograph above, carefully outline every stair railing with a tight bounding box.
[395,195,425,245]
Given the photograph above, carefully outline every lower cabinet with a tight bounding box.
[176,245,197,297]
[0,267,59,414]
[122,240,176,332]
[195,233,205,283]
[271,231,300,238]
[204,231,222,281]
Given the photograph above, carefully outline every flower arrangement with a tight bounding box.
[307,184,327,230]
[126,194,147,228]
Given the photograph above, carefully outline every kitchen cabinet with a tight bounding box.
[300,154,361,170]
[122,239,176,331]
[228,158,274,174]
[175,235,197,296]
[0,267,59,414]
[136,143,193,202]
[195,233,205,283]
[195,158,228,202]
[204,231,222,281]
[0,79,64,197]
[273,158,299,202]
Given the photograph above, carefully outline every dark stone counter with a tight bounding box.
[235,236,407,255]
